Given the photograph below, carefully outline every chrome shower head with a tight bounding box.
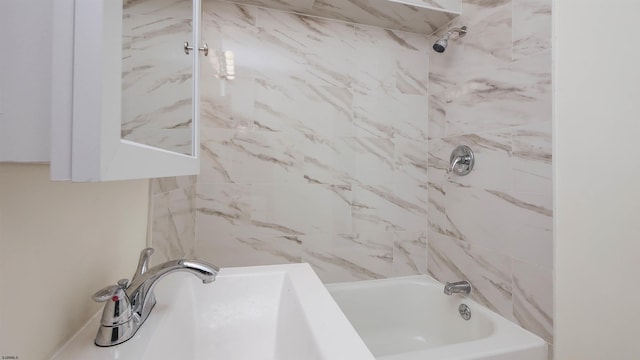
[432,26,467,53]
[433,38,448,53]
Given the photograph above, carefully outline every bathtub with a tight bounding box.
[327,276,547,360]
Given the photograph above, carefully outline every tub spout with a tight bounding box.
[444,281,472,295]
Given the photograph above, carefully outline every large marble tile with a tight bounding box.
[512,121,552,194]
[195,184,303,266]
[256,7,356,48]
[428,49,459,97]
[352,183,427,233]
[513,260,553,343]
[197,233,302,267]
[221,0,315,15]
[444,51,551,136]
[393,231,428,276]
[302,136,355,185]
[394,138,429,185]
[302,232,393,282]
[251,183,352,236]
[150,175,197,195]
[392,94,429,141]
[200,76,256,130]
[304,83,354,137]
[354,92,428,141]
[151,186,196,265]
[196,183,252,236]
[427,180,448,234]
[427,93,447,139]
[353,93,396,138]
[169,186,197,253]
[354,24,431,52]
[427,136,452,185]
[513,0,551,60]
[350,137,395,184]
[125,0,192,18]
[396,49,430,95]
[254,76,353,137]
[349,45,397,95]
[445,184,553,269]
[202,0,257,35]
[504,190,553,270]
[206,129,305,183]
[199,128,235,184]
[151,191,171,264]
[211,22,307,81]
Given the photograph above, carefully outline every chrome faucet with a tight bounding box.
[92,248,220,347]
[444,280,472,295]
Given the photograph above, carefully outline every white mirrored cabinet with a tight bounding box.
[51,0,203,181]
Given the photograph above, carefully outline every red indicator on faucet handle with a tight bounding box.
[112,295,119,302]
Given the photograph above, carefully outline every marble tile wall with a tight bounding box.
[149,0,553,349]
[152,0,431,281]
[149,175,197,265]
[427,0,552,347]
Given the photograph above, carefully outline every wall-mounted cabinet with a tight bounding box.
[51,0,202,181]
[0,0,204,182]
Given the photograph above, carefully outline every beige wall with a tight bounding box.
[0,164,149,360]
[554,0,640,359]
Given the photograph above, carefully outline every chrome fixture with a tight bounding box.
[458,304,471,320]
[433,26,467,53]
[444,280,472,295]
[92,248,219,347]
[184,41,209,56]
[449,145,475,176]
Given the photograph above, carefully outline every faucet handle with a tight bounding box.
[93,279,133,326]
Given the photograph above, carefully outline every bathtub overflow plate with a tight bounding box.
[459,304,471,320]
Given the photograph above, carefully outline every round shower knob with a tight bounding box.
[449,145,475,176]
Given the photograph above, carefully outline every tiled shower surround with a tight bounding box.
[151,0,552,348]
[427,0,552,346]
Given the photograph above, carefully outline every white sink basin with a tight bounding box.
[51,264,374,360]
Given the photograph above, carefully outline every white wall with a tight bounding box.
[0,1,53,162]
[554,1,640,359]
[0,164,149,360]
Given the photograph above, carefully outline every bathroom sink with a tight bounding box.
[50,263,374,360]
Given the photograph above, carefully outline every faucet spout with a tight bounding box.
[444,280,472,295]
[128,259,218,293]
[126,259,219,322]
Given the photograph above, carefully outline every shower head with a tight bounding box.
[433,38,448,53]
[433,26,467,53]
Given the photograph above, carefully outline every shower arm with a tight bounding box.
[444,26,468,40]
